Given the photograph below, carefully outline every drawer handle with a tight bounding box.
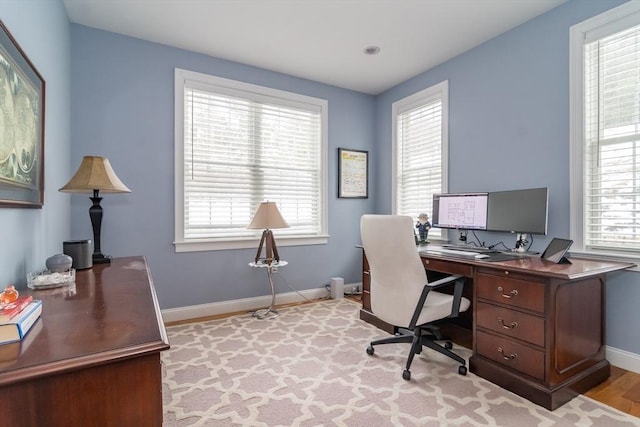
[497,317,518,329]
[363,271,370,275]
[497,347,518,360]
[497,286,518,299]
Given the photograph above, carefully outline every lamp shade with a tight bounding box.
[59,156,131,194]
[247,202,289,230]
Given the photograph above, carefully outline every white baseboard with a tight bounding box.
[607,346,640,374]
[161,287,329,323]
[344,281,362,295]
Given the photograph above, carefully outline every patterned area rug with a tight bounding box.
[162,298,638,426]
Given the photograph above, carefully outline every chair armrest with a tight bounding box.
[428,274,466,316]
[426,274,464,289]
[409,275,466,328]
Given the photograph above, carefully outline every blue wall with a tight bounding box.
[0,1,71,287]
[375,0,639,354]
[69,25,375,309]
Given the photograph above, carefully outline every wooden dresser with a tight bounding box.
[0,256,170,426]
[359,247,634,410]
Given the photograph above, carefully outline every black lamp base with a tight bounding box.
[89,190,112,265]
[93,253,111,264]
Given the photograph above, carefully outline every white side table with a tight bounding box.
[249,260,287,319]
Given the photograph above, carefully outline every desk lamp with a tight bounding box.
[247,201,289,265]
[59,156,130,264]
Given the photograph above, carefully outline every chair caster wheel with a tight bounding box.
[366,346,374,355]
[402,370,411,380]
[458,365,467,376]
[444,341,453,350]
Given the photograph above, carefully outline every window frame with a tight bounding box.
[391,80,449,241]
[569,1,640,263]
[174,69,329,253]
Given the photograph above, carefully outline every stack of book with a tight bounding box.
[0,296,42,345]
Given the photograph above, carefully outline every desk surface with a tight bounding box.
[418,248,635,280]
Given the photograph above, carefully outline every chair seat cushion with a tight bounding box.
[416,291,471,325]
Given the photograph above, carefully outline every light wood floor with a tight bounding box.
[168,294,640,419]
[585,365,640,417]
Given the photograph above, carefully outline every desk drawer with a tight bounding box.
[476,302,545,347]
[476,273,545,313]
[422,257,473,277]
[476,330,545,381]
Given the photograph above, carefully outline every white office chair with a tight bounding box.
[361,214,471,380]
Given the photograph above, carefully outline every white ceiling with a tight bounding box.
[63,0,567,95]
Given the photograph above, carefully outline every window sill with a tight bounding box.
[174,235,329,253]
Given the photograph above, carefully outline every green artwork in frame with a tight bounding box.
[0,19,45,208]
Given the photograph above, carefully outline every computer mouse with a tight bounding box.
[474,254,490,259]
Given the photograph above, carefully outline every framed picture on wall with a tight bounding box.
[0,20,46,208]
[338,148,368,198]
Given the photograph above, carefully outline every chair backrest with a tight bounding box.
[360,214,428,327]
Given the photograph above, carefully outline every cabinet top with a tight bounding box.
[0,256,169,385]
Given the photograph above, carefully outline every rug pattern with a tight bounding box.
[162,298,639,426]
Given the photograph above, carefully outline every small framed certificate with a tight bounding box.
[338,148,368,198]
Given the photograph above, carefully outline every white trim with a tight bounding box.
[607,345,640,374]
[174,234,329,252]
[568,16,585,250]
[391,80,449,214]
[161,286,330,323]
[173,68,329,251]
[174,69,186,245]
[569,1,640,253]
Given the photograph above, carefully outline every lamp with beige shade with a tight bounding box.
[247,201,290,265]
[59,156,130,264]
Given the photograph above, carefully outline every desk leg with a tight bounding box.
[252,267,278,319]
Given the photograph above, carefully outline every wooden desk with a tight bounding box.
[359,249,635,410]
[0,256,170,427]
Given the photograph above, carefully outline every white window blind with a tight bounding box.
[583,22,640,253]
[175,70,327,251]
[393,81,448,240]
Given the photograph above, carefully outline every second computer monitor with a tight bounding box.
[486,187,548,235]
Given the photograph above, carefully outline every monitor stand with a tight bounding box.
[513,233,541,254]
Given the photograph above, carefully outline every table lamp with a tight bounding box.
[59,156,131,264]
[247,201,289,265]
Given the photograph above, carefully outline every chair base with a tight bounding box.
[367,324,467,380]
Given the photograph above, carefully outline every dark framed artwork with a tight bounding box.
[338,148,368,198]
[0,20,45,208]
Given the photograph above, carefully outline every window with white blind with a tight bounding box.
[570,2,640,258]
[392,81,448,240]
[174,69,328,252]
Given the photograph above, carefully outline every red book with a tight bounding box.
[0,296,34,323]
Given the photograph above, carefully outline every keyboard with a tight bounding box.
[419,246,480,257]
[442,244,498,253]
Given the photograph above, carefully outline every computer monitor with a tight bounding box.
[432,192,489,230]
[486,187,548,235]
